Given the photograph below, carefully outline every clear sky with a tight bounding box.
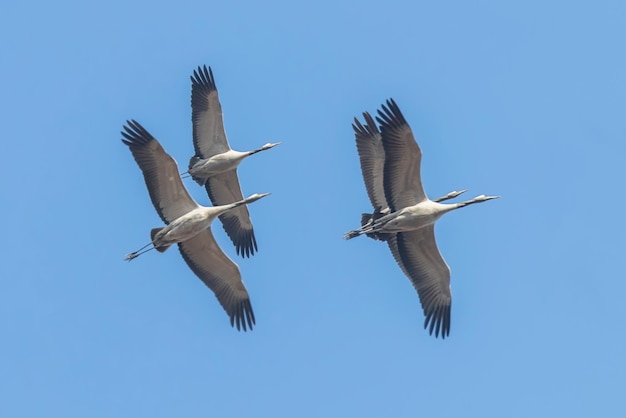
[2,1,625,417]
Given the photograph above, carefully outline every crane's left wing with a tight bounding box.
[353,111,388,211]
[191,65,231,159]
[376,99,427,211]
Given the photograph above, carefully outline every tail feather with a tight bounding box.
[188,156,208,185]
[151,227,172,253]
[374,232,392,242]
[361,213,373,227]
[188,156,201,170]
[191,175,207,186]
[359,212,392,241]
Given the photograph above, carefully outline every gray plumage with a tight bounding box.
[122,119,270,331]
[346,99,499,338]
[186,65,279,258]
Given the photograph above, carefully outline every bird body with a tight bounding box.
[350,195,497,238]
[121,119,269,331]
[147,196,268,254]
[188,150,248,185]
[359,190,467,239]
[188,145,279,186]
[374,200,453,233]
[346,99,499,338]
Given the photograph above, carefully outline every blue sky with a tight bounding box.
[2,0,625,416]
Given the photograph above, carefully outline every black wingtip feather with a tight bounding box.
[375,98,408,132]
[353,112,380,139]
[230,299,255,332]
[217,213,258,259]
[423,305,451,339]
[121,119,156,147]
[191,64,217,93]
[235,229,258,258]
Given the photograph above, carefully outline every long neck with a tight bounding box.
[223,197,253,212]
[204,198,249,221]
[452,197,488,210]
[249,147,268,156]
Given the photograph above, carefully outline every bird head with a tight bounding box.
[262,142,281,150]
[474,194,501,201]
[245,192,272,203]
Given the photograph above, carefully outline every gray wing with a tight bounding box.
[121,120,198,224]
[386,234,410,278]
[375,99,427,211]
[205,170,257,258]
[190,65,231,159]
[178,228,255,331]
[388,226,451,338]
[353,112,388,211]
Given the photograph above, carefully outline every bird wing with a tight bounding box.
[353,112,388,211]
[178,228,255,331]
[376,99,427,211]
[191,65,231,159]
[386,234,410,277]
[387,225,451,338]
[122,120,198,224]
[205,170,257,258]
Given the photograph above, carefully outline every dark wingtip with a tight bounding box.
[353,111,381,139]
[121,119,154,147]
[191,64,217,92]
[230,299,255,332]
[235,229,258,258]
[375,98,408,131]
[423,305,451,339]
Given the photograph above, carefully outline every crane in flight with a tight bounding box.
[122,119,269,331]
[345,99,499,338]
[183,65,280,258]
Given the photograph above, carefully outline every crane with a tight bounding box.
[345,99,499,338]
[122,119,269,331]
[184,65,280,258]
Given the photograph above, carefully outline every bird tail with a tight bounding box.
[343,212,379,240]
[150,228,172,253]
[359,212,390,241]
[188,156,208,186]
[188,156,201,170]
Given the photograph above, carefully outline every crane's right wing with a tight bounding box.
[388,225,451,338]
[178,228,255,331]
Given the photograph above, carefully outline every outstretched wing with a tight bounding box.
[178,228,256,331]
[376,99,427,211]
[388,226,452,338]
[191,65,231,159]
[352,111,388,211]
[205,170,258,258]
[121,120,198,224]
